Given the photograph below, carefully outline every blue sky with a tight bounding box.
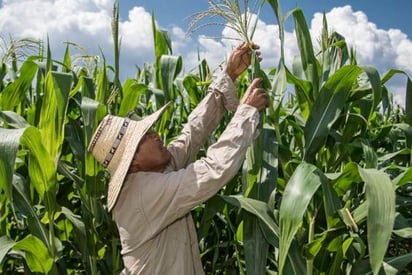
[132,0,412,39]
[0,0,411,105]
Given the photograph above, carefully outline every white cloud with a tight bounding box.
[0,0,112,60]
[0,1,411,106]
[190,5,412,106]
[309,5,412,105]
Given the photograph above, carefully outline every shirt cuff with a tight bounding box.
[209,72,239,112]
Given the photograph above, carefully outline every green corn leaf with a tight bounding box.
[13,234,54,273]
[152,13,172,90]
[350,253,412,275]
[221,195,279,244]
[12,174,51,251]
[20,127,56,205]
[95,56,109,104]
[0,236,16,264]
[61,207,86,238]
[292,7,320,95]
[304,65,362,162]
[62,43,72,74]
[361,139,378,169]
[183,75,203,108]
[0,111,30,129]
[38,71,72,164]
[160,55,182,103]
[0,128,26,203]
[286,66,313,120]
[278,162,325,275]
[81,97,106,186]
[393,166,412,187]
[380,69,412,126]
[242,127,277,275]
[271,62,287,113]
[321,177,342,229]
[1,60,38,110]
[362,66,382,120]
[198,195,225,240]
[118,80,148,116]
[358,167,396,275]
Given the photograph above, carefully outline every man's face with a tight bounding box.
[129,131,171,172]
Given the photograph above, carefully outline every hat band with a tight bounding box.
[103,117,131,168]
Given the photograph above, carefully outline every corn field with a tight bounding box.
[1,0,412,274]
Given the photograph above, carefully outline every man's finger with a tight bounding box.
[250,78,263,89]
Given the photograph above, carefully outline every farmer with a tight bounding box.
[88,42,269,275]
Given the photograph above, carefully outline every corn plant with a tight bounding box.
[1,0,412,274]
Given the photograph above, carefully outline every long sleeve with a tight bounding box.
[137,104,260,237]
[167,72,239,170]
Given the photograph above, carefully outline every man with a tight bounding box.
[88,42,269,274]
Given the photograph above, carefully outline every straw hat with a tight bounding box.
[88,103,170,211]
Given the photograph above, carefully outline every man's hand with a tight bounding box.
[240,78,269,111]
[225,42,262,81]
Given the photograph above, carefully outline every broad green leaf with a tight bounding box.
[118,80,148,116]
[341,113,367,144]
[0,128,26,203]
[183,74,203,108]
[221,195,279,244]
[38,71,72,164]
[0,235,16,264]
[351,253,412,275]
[13,234,53,273]
[70,75,95,98]
[1,60,38,110]
[292,8,320,95]
[61,207,86,237]
[286,66,313,119]
[243,212,268,275]
[271,62,287,113]
[358,167,396,275]
[322,179,342,229]
[393,213,412,238]
[330,163,363,198]
[12,174,51,250]
[361,139,378,168]
[278,162,325,274]
[393,228,412,238]
[198,196,225,239]
[81,97,106,185]
[95,57,109,104]
[381,69,412,126]
[152,13,172,90]
[160,55,182,103]
[304,65,362,162]
[242,127,277,275]
[0,111,30,129]
[362,66,381,120]
[394,123,412,148]
[20,127,57,213]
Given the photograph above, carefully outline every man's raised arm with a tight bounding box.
[168,43,262,169]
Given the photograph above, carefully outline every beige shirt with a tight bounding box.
[112,73,260,275]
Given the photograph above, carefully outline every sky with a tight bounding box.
[0,0,411,106]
